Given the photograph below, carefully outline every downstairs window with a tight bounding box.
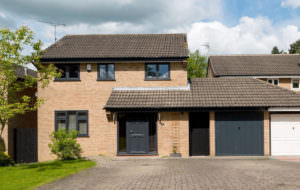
[55,110,88,137]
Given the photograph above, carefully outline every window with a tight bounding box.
[145,63,170,80]
[97,64,115,80]
[292,79,300,89]
[55,111,88,137]
[55,64,80,81]
[267,79,279,86]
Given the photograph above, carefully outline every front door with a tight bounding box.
[126,118,149,154]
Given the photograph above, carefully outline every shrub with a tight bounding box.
[0,152,15,166]
[48,129,82,160]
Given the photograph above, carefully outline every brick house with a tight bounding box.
[207,54,300,91]
[38,34,300,161]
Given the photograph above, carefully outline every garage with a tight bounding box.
[215,111,264,156]
[271,114,300,156]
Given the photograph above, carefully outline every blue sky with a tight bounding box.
[0,0,299,55]
[222,0,299,26]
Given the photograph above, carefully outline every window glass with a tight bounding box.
[145,63,170,80]
[68,113,77,131]
[57,120,66,130]
[78,120,88,135]
[146,64,157,78]
[99,64,107,80]
[274,80,279,86]
[56,65,66,78]
[293,80,299,88]
[268,80,273,84]
[69,65,79,78]
[107,64,115,80]
[158,64,169,78]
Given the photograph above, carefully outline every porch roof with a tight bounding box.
[104,78,300,110]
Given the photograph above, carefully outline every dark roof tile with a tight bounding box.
[105,78,300,109]
[41,34,188,60]
[209,54,300,76]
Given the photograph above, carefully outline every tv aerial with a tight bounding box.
[38,20,66,42]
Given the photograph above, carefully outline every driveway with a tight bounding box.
[38,157,300,190]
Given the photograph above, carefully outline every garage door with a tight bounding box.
[271,114,300,156]
[215,112,264,156]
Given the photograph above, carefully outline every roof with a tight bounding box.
[105,78,300,110]
[41,34,188,61]
[209,54,300,77]
[15,66,37,78]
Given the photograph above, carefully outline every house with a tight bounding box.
[207,54,300,91]
[2,66,38,163]
[38,34,300,161]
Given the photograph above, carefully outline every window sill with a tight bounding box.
[145,78,171,81]
[54,79,81,82]
[77,135,89,138]
[117,152,158,156]
[97,79,116,81]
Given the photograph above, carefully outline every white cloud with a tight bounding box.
[21,16,300,55]
[281,0,300,9]
[183,17,300,54]
[0,0,222,30]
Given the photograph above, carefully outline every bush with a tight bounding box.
[48,129,82,160]
[0,152,15,166]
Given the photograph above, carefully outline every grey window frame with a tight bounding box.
[55,110,89,137]
[97,63,115,81]
[145,63,170,80]
[55,64,80,81]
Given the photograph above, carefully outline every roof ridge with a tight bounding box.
[210,54,300,57]
[64,33,187,37]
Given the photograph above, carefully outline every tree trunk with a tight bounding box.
[0,123,6,152]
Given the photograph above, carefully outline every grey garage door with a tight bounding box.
[215,111,264,156]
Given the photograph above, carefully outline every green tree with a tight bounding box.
[271,46,280,54]
[187,50,208,79]
[289,39,300,54]
[0,26,59,152]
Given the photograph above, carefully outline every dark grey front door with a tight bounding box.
[126,118,149,154]
[215,111,264,156]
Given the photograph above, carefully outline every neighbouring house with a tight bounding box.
[2,66,38,163]
[207,54,300,91]
[38,34,300,161]
[208,54,300,156]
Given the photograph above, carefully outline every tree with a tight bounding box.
[271,46,280,54]
[289,39,300,54]
[0,26,59,152]
[271,46,285,54]
[187,50,208,79]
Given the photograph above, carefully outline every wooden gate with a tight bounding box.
[14,128,37,163]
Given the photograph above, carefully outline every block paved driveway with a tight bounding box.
[38,157,300,190]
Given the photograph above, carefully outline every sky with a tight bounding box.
[0,0,300,56]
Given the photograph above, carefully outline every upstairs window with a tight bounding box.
[55,111,88,137]
[145,63,170,80]
[267,79,279,86]
[55,64,80,81]
[98,64,115,80]
[292,79,300,89]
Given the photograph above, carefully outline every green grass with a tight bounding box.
[0,159,96,190]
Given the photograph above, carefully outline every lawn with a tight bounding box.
[0,159,96,190]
